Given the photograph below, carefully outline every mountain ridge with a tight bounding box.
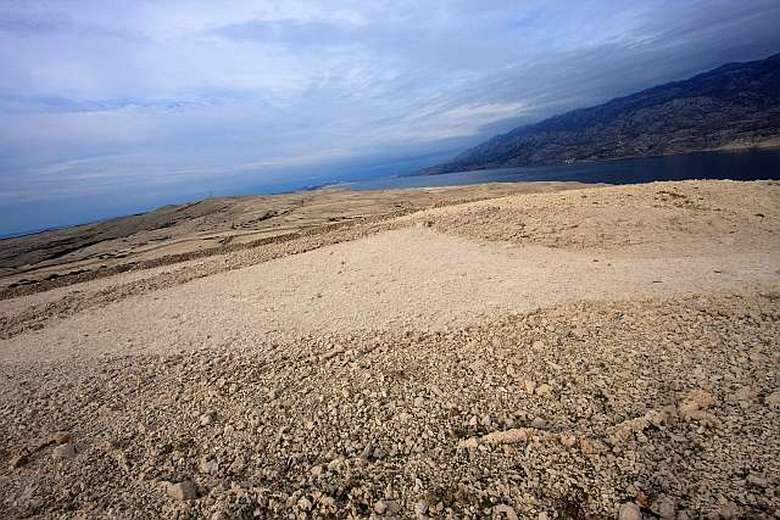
[422,53,780,174]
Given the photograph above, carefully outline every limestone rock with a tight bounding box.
[167,480,198,501]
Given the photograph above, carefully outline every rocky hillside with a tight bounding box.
[424,53,780,174]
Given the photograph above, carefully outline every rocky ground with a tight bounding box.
[0,180,778,519]
[0,182,588,295]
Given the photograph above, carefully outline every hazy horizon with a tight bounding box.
[2,1,780,235]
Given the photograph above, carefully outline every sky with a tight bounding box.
[1,0,780,235]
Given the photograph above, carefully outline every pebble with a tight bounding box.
[650,496,676,519]
[765,390,780,409]
[297,496,312,511]
[536,384,552,396]
[493,504,519,520]
[52,443,78,460]
[48,431,72,444]
[167,480,198,501]
[374,500,388,514]
[678,388,714,415]
[618,502,642,520]
[198,456,219,474]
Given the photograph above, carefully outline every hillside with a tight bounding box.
[424,53,780,174]
[1,180,778,518]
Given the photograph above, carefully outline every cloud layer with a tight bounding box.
[1,0,779,233]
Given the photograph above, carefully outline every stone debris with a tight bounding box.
[618,502,642,520]
[678,388,715,418]
[0,181,778,519]
[166,480,198,501]
[535,383,552,396]
[650,495,676,519]
[493,504,519,519]
[51,444,77,460]
[765,390,780,409]
[47,431,71,445]
[480,427,534,446]
[610,405,677,444]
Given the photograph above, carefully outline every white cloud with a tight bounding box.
[1,0,779,232]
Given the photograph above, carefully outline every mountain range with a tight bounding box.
[423,53,780,174]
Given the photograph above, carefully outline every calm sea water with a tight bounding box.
[346,149,780,191]
[2,148,778,238]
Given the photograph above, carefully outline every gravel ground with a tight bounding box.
[0,180,778,519]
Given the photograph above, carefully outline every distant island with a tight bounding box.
[422,53,780,174]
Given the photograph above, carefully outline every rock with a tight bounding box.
[536,384,552,396]
[199,412,213,426]
[538,513,549,520]
[579,438,606,455]
[678,389,715,417]
[48,431,72,445]
[611,416,651,444]
[747,473,768,487]
[558,433,577,447]
[361,441,375,459]
[10,453,28,469]
[458,437,479,449]
[524,380,537,394]
[310,465,324,477]
[765,390,780,409]
[414,396,425,408]
[646,405,677,426]
[297,496,312,511]
[748,348,769,364]
[415,500,429,516]
[167,480,198,501]
[682,410,720,427]
[52,443,77,460]
[618,502,642,520]
[715,501,740,519]
[733,386,759,404]
[198,456,219,474]
[374,500,388,514]
[493,504,519,520]
[481,428,533,446]
[650,496,676,519]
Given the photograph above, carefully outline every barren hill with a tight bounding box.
[0,180,778,519]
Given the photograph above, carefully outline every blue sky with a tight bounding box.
[1,0,779,234]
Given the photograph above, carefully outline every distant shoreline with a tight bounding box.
[3,146,779,242]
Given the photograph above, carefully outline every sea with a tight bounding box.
[345,149,780,191]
